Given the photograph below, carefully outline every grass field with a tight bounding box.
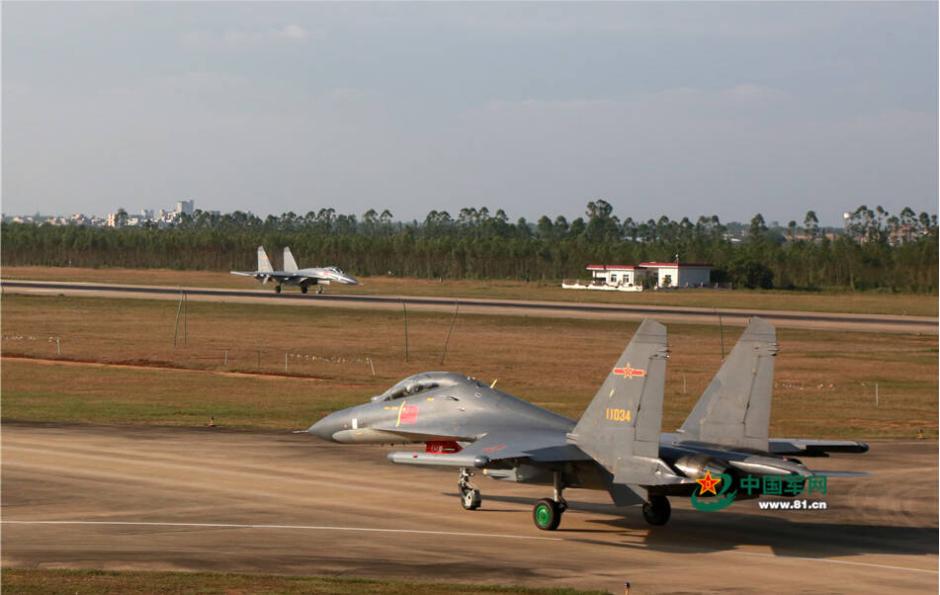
[0,568,606,595]
[3,265,938,317]
[2,293,936,438]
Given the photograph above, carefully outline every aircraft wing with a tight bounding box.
[230,271,260,277]
[387,429,592,468]
[768,438,870,457]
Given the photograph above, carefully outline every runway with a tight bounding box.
[2,279,936,334]
[2,423,937,593]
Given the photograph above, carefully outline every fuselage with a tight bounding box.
[308,372,818,497]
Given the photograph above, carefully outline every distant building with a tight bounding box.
[563,261,713,292]
[584,264,644,292]
[176,200,194,216]
[637,262,712,289]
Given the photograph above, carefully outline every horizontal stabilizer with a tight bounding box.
[768,439,870,457]
[809,470,869,478]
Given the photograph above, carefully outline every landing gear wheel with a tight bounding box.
[300,285,308,294]
[274,285,282,294]
[533,498,562,531]
[316,286,324,294]
[461,487,482,510]
[642,495,671,526]
[457,468,481,511]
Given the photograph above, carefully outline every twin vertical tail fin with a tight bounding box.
[257,246,274,274]
[679,317,778,450]
[283,247,299,273]
[569,320,679,497]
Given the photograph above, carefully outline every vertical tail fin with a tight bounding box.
[283,247,299,273]
[679,317,778,450]
[570,320,669,466]
[257,246,274,274]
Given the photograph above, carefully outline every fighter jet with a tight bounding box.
[231,246,358,294]
[308,319,868,530]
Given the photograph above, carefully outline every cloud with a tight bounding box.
[181,24,312,49]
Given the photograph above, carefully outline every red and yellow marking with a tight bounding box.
[696,470,722,495]
[612,363,646,379]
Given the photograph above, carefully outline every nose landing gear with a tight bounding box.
[458,468,481,510]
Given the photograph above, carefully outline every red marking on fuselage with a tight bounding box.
[482,444,507,454]
[425,441,462,454]
[399,404,419,425]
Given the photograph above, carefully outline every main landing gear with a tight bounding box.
[642,495,671,526]
[458,468,481,510]
[532,471,568,531]
[274,284,282,294]
[300,285,309,294]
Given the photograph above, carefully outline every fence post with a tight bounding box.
[284,352,288,373]
[368,357,376,376]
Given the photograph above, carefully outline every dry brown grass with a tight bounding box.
[4,265,937,317]
[0,568,604,594]
[2,293,936,437]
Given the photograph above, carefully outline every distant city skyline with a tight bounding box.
[3,3,937,227]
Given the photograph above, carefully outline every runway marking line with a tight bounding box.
[5,519,936,576]
[1,519,562,542]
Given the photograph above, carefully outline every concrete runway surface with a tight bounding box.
[2,279,937,334]
[2,423,937,593]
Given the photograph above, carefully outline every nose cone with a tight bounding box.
[307,412,343,442]
[342,274,359,285]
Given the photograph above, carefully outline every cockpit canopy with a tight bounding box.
[372,372,472,402]
[327,266,344,274]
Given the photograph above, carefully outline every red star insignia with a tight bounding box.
[612,363,646,379]
[696,470,722,496]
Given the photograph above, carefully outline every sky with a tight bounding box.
[3,2,937,226]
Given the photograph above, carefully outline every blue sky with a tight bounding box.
[3,2,937,225]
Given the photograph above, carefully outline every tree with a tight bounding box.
[804,210,819,240]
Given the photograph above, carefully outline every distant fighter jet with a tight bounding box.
[231,246,358,294]
[308,319,868,530]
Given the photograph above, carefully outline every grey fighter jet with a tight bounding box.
[231,246,358,294]
[308,319,867,530]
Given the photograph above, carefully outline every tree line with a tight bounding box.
[2,201,937,292]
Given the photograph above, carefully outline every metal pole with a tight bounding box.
[183,291,188,345]
[173,291,184,347]
[224,350,228,366]
[717,311,725,361]
[440,302,460,365]
[682,373,687,395]
[402,303,409,362]
[284,352,288,373]
[368,357,375,376]
[257,349,261,368]
[875,383,879,407]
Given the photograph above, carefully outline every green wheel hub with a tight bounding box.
[535,503,552,527]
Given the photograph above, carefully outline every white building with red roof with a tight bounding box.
[562,261,712,292]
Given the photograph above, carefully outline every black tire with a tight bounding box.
[461,488,482,510]
[642,495,671,526]
[274,285,282,294]
[300,285,308,294]
[532,498,562,531]
[317,286,324,294]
